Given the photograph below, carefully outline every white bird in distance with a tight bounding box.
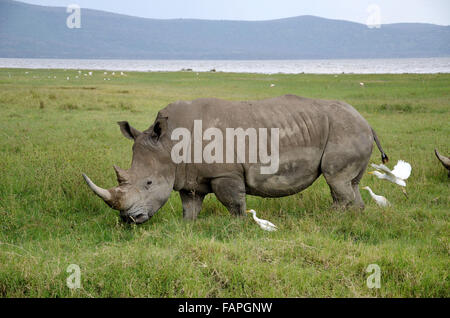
[362,186,391,207]
[246,209,278,232]
[369,160,412,197]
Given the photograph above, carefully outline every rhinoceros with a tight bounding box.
[83,94,388,224]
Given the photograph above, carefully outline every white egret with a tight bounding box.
[362,186,391,207]
[246,209,278,232]
[369,160,411,197]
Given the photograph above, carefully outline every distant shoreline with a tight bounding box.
[1,57,449,74]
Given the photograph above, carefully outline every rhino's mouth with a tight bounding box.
[120,212,150,224]
[132,213,149,224]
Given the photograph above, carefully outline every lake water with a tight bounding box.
[0,57,449,74]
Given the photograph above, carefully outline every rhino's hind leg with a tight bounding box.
[323,161,368,210]
[321,128,372,210]
[325,177,356,209]
[351,168,366,209]
[180,190,206,220]
[211,176,246,216]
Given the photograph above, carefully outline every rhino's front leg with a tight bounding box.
[211,176,246,216]
[180,190,205,220]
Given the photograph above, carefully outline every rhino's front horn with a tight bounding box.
[82,173,112,202]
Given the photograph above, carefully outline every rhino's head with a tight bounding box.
[83,118,175,224]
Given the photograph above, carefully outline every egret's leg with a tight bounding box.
[180,190,206,220]
[211,176,246,216]
[401,188,409,199]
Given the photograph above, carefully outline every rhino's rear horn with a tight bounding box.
[113,165,129,184]
[82,173,113,202]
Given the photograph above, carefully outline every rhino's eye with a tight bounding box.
[146,181,152,186]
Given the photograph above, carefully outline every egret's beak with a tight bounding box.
[367,171,375,175]
[245,210,251,213]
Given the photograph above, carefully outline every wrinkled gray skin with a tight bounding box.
[83,95,389,224]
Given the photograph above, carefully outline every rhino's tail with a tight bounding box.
[371,127,389,164]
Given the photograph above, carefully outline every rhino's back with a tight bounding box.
[161,95,371,197]
[163,94,335,148]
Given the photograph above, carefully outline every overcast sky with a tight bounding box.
[18,0,450,25]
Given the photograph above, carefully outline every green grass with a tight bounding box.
[0,68,448,297]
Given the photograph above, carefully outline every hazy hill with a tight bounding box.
[1,0,449,59]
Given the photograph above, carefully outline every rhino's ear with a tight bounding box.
[150,116,168,142]
[117,121,142,140]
